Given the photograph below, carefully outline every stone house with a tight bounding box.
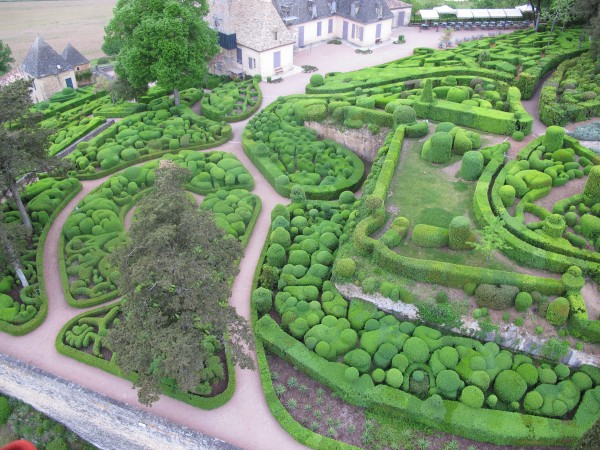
[62,43,92,85]
[21,35,81,103]
[387,0,412,27]
[209,0,408,78]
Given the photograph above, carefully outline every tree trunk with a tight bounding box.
[0,221,29,288]
[10,184,32,234]
[548,21,555,47]
[579,27,586,48]
[173,89,180,107]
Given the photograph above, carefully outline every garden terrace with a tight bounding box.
[242,98,365,200]
[56,183,261,409]
[31,86,106,118]
[306,28,588,100]
[250,190,600,446]
[0,177,81,335]
[65,101,231,179]
[59,151,254,307]
[201,77,262,122]
[539,54,600,126]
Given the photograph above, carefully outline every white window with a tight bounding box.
[248,57,256,69]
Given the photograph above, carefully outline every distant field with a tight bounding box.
[0,0,116,64]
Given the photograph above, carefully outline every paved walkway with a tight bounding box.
[0,25,563,450]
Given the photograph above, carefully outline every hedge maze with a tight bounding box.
[245,28,600,447]
[4,24,600,446]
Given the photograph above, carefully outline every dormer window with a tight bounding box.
[308,0,317,19]
[376,2,383,19]
[351,1,361,18]
[328,0,337,14]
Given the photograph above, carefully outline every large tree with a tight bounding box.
[103,0,220,106]
[0,216,28,288]
[106,162,254,405]
[574,0,600,56]
[0,80,55,235]
[0,40,14,75]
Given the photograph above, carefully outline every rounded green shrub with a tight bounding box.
[267,243,286,268]
[271,227,291,249]
[475,284,519,310]
[524,391,544,411]
[436,122,455,133]
[543,126,565,152]
[543,214,566,238]
[310,74,324,87]
[356,96,376,109]
[403,336,430,363]
[468,370,490,391]
[487,394,498,408]
[374,342,399,369]
[386,368,404,388]
[546,297,570,326]
[372,368,386,383]
[345,366,360,381]
[447,87,468,103]
[452,130,473,155]
[554,363,570,379]
[344,348,372,373]
[572,372,593,390]
[393,105,417,125]
[512,131,524,141]
[499,185,516,207]
[339,190,356,205]
[539,367,558,384]
[448,216,471,250]
[290,185,306,203]
[460,151,484,180]
[460,385,485,408]
[494,370,527,403]
[583,166,600,206]
[251,287,273,314]
[516,363,539,386]
[436,370,463,398]
[515,292,533,312]
[422,132,453,164]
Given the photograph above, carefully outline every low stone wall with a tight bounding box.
[56,119,115,159]
[0,354,237,450]
[305,121,389,162]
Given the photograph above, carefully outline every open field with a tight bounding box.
[0,0,116,64]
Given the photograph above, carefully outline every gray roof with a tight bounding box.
[22,35,71,78]
[233,0,295,51]
[61,43,89,67]
[387,0,412,9]
[272,0,334,25]
[336,0,394,23]
[273,0,393,25]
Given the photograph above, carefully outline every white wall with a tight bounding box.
[238,44,294,78]
[339,18,392,47]
[294,17,336,47]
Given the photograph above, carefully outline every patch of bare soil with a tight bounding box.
[582,281,600,322]
[533,176,586,213]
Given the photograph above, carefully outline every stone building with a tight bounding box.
[387,0,412,27]
[209,0,409,78]
[21,35,81,103]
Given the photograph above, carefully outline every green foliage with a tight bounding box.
[310,74,324,87]
[515,292,533,312]
[460,151,484,181]
[546,297,570,326]
[252,287,273,315]
[475,284,519,310]
[543,126,566,152]
[421,132,453,164]
[411,224,449,248]
[448,216,471,250]
[494,369,527,403]
[393,105,417,125]
[333,258,356,279]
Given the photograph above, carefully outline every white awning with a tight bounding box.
[419,9,440,20]
[456,10,473,19]
[471,9,490,19]
[488,9,506,18]
[433,5,456,15]
[504,8,523,18]
[516,4,533,12]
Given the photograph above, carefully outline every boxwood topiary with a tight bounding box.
[515,292,533,312]
[252,287,273,315]
[475,284,519,310]
[494,369,527,403]
[460,151,484,181]
[543,126,566,152]
[460,385,485,408]
[393,105,417,125]
[448,216,472,250]
[546,297,570,326]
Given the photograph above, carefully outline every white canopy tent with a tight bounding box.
[504,8,524,18]
[516,4,534,12]
[433,5,457,15]
[419,9,440,20]
[488,9,507,19]
[456,10,474,19]
[471,9,490,19]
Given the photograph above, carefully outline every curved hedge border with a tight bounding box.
[55,301,236,410]
[0,180,82,336]
[242,100,365,200]
[202,78,263,123]
[250,230,360,450]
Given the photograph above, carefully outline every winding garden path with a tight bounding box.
[1,26,593,450]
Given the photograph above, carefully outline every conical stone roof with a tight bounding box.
[22,35,71,78]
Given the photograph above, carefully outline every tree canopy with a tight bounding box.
[0,80,56,234]
[574,0,600,56]
[103,0,220,105]
[0,40,14,75]
[106,162,254,405]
